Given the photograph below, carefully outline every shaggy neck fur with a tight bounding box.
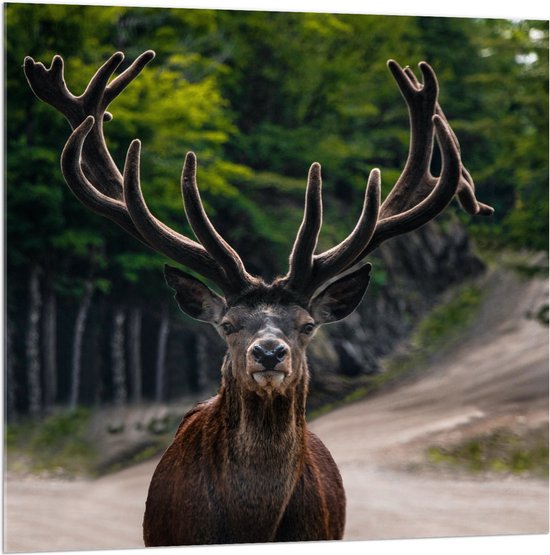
[213,354,310,541]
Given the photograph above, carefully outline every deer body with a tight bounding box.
[24,49,492,547]
[143,287,351,545]
[144,378,345,545]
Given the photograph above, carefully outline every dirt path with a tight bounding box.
[4,270,548,551]
[317,269,549,540]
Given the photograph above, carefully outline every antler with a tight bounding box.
[24,51,256,295]
[398,63,494,218]
[24,51,493,301]
[284,60,493,297]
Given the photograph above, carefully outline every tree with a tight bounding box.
[6,4,547,418]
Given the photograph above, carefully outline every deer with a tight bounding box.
[24,49,493,546]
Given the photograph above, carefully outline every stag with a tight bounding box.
[24,50,493,546]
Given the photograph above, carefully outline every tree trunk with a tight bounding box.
[129,306,143,404]
[155,306,170,403]
[112,306,127,407]
[42,279,57,410]
[91,298,106,408]
[69,280,94,410]
[25,265,42,418]
[196,333,210,393]
[6,316,17,422]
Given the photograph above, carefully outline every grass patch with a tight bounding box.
[101,443,164,475]
[411,285,482,349]
[483,249,549,280]
[6,408,97,477]
[534,304,549,326]
[426,427,549,478]
[309,282,484,420]
[380,284,483,379]
[6,403,197,477]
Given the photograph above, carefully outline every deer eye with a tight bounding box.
[221,322,236,335]
[300,323,316,335]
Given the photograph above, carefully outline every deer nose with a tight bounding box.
[252,343,287,369]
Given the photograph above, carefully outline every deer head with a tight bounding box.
[23,51,493,397]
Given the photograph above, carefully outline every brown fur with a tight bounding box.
[143,356,345,546]
[141,265,368,546]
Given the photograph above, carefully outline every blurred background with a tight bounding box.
[3,2,548,533]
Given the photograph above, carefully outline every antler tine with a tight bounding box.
[81,51,125,113]
[381,60,439,218]
[123,142,232,289]
[76,53,128,200]
[457,167,494,216]
[302,169,381,296]
[63,117,225,287]
[23,55,77,119]
[61,116,145,242]
[346,60,492,261]
[77,51,157,200]
[24,53,87,124]
[181,153,256,292]
[434,106,494,216]
[401,64,494,218]
[361,114,461,257]
[104,50,156,106]
[24,51,156,199]
[285,163,323,290]
[283,166,381,297]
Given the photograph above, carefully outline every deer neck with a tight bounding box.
[220,354,309,453]
[213,355,309,540]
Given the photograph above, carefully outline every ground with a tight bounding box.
[3,267,548,551]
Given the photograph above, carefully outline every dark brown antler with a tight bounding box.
[400,63,494,217]
[24,51,492,301]
[284,60,493,297]
[24,51,256,295]
[285,164,381,293]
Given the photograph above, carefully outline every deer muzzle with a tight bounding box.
[247,340,291,389]
[251,343,287,369]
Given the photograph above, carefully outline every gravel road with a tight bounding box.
[4,270,548,551]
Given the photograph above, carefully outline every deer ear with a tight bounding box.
[164,264,226,323]
[309,263,372,324]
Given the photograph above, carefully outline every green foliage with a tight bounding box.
[426,426,549,477]
[28,408,90,449]
[5,6,547,415]
[535,304,549,326]
[465,20,549,251]
[6,6,547,300]
[6,408,96,476]
[113,252,165,284]
[378,283,483,387]
[412,286,482,349]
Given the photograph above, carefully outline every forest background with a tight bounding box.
[4,2,548,457]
